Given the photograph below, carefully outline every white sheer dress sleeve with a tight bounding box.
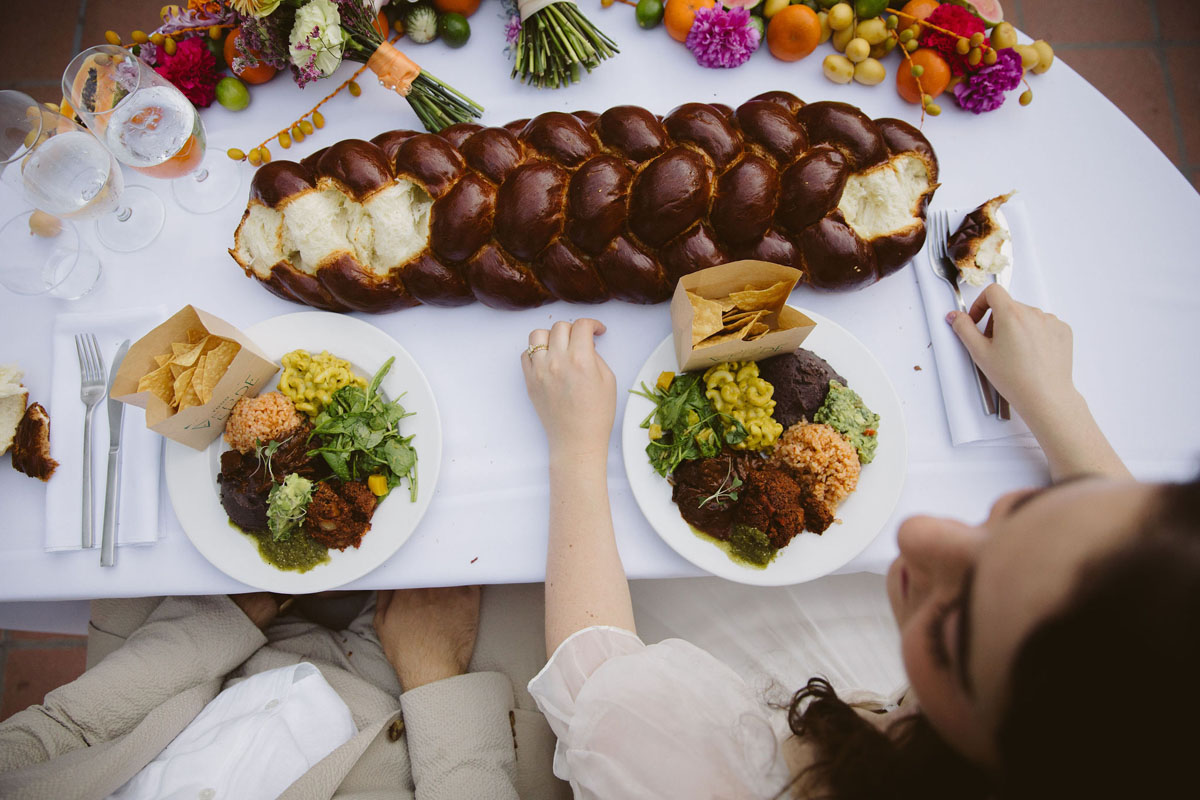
[528,626,792,799]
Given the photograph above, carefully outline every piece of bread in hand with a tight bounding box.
[12,403,58,481]
[0,364,29,456]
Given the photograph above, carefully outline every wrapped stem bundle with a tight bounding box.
[511,0,618,89]
[333,0,482,131]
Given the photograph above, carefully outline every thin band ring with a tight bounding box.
[526,343,549,358]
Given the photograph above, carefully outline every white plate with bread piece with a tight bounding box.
[164,312,442,594]
[622,309,907,586]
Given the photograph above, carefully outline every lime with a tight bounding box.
[439,12,470,47]
[636,0,664,28]
[854,0,888,17]
[215,77,250,111]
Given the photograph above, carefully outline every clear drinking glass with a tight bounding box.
[62,45,239,214]
[0,210,102,299]
[0,89,162,253]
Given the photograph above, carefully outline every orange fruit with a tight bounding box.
[664,0,716,44]
[766,4,822,62]
[433,0,481,16]
[897,0,941,26]
[896,47,951,104]
[224,28,277,85]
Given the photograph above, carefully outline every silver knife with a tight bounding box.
[100,340,130,567]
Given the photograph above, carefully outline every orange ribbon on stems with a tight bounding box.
[367,41,421,97]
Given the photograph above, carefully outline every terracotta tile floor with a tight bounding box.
[1,0,1198,720]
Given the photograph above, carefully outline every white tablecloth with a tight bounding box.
[1,10,1197,600]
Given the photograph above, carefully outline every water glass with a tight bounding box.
[0,211,102,299]
[63,45,238,214]
[0,89,162,252]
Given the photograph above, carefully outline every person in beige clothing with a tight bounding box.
[0,585,570,800]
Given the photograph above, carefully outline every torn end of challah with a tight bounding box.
[838,153,934,241]
[233,179,433,281]
[948,191,1015,287]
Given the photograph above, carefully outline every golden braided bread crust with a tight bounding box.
[230,91,938,313]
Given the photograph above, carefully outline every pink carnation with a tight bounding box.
[154,36,222,108]
[918,4,986,76]
[686,5,760,70]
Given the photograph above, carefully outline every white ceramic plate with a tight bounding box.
[165,312,442,593]
[622,309,906,586]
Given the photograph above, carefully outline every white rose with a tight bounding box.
[289,0,346,78]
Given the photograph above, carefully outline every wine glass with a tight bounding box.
[0,210,102,299]
[62,45,239,215]
[0,89,160,253]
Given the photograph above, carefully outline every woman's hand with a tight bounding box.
[948,285,1128,479]
[374,586,480,692]
[522,319,616,463]
[947,284,1078,424]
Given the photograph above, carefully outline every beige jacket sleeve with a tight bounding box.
[400,672,520,800]
[0,595,265,774]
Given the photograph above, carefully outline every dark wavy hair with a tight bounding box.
[777,477,1200,800]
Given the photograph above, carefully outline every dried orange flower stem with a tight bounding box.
[885,7,995,54]
[889,27,927,125]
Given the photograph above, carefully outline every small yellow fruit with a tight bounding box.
[259,146,272,164]
[955,38,970,55]
[853,58,886,85]
[991,22,1018,50]
[248,148,262,166]
[160,5,181,21]
[983,47,998,65]
[823,53,855,84]
[831,24,855,53]
[763,0,789,18]
[845,37,870,63]
[968,47,982,66]
[131,30,149,44]
[904,38,918,52]
[227,147,246,161]
[290,125,304,142]
[28,210,62,238]
[393,19,405,34]
[163,37,177,56]
[312,111,326,128]
[1014,44,1040,70]
[817,11,832,44]
[926,103,942,116]
[828,3,854,32]
[911,64,924,77]
[348,80,362,97]
[1031,39,1054,74]
[150,32,165,45]
[104,30,122,46]
[856,17,888,45]
[209,25,222,40]
[278,131,292,149]
[1019,89,1034,106]
[299,119,314,135]
[969,32,984,47]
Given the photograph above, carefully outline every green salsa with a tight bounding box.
[232,521,330,573]
[689,524,779,569]
[814,380,880,464]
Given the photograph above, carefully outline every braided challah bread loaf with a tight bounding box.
[230,91,938,313]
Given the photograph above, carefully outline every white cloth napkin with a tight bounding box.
[46,308,165,551]
[108,663,357,800]
[915,199,1050,446]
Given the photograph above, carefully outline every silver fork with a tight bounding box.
[927,210,998,416]
[75,334,106,549]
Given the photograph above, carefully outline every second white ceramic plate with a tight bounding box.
[622,308,906,586]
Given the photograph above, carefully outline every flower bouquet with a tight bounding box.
[235,0,482,131]
[502,0,619,89]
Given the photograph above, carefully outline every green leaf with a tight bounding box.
[380,438,417,477]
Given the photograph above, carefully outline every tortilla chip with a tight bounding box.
[137,364,175,405]
[190,355,210,405]
[170,340,205,368]
[172,367,196,409]
[696,325,752,348]
[728,280,792,314]
[153,353,171,368]
[720,309,764,330]
[203,341,240,384]
[687,291,726,345]
[187,329,208,344]
[169,363,186,379]
[745,321,771,341]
